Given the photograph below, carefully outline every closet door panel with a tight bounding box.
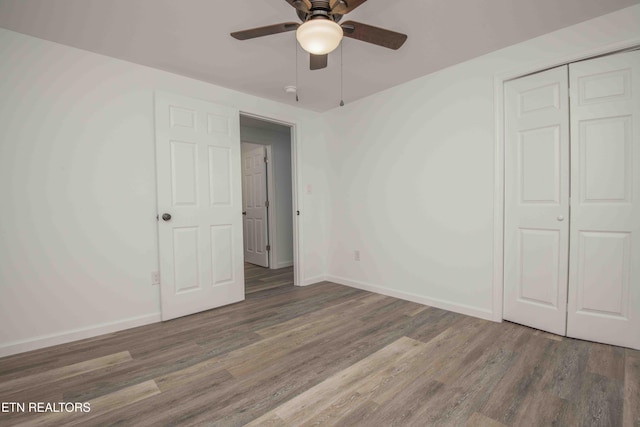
[568,50,640,350]
[503,66,570,336]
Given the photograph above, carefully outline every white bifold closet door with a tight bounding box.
[567,51,640,349]
[504,50,640,349]
[503,65,570,336]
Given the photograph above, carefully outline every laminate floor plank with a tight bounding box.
[508,390,577,427]
[405,306,466,343]
[577,372,624,427]
[332,400,381,427]
[76,368,238,426]
[124,288,362,361]
[192,306,422,426]
[371,318,497,407]
[539,337,592,401]
[59,342,206,402]
[433,319,506,385]
[466,412,508,427]
[587,342,626,381]
[419,347,515,426]
[91,294,419,426]
[1,264,637,426]
[244,264,293,295]
[255,292,387,338]
[219,297,416,381]
[2,347,205,423]
[0,351,132,395]
[249,337,427,426]
[480,334,555,424]
[367,378,444,426]
[624,350,640,427]
[12,380,161,427]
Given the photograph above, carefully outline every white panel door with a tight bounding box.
[242,144,269,267]
[155,92,244,321]
[503,66,570,335]
[567,50,640,349]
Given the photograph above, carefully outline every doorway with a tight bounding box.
[240,114,296,294]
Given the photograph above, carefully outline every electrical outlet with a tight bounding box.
[151,271,160,285]
[354,250,360,261]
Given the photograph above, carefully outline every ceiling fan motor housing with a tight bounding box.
[296,0,343,23]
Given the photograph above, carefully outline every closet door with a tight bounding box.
[567,50,640,350]
[503,66,570,335]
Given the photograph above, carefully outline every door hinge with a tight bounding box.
[265,200,270,208]
[264,156,268,163]
[266,244,271,251]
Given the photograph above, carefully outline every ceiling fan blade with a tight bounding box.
[341,21,407,50]
[284,0,311,13]
[331,0,367,14]
[231,22,300,40]
[310,54,328,70]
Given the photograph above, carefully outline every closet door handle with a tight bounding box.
[557,215,565,221]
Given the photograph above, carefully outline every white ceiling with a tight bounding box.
[0,0,637,112]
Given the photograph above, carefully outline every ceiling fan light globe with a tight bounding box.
[296,19,343,55]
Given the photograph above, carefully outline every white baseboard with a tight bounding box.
[274,260,293,269]
[300,275,326,286]
[325,275,495,322]
[0,312,162,358]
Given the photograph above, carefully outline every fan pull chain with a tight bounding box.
[339,41,344,107]
[295,37,299,102]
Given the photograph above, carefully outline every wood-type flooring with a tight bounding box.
[244,263,293,294]
[0,265,638,426]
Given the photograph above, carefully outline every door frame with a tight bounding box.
[264,144,275,268]
[491,38,640,322]
[239,111,301,287]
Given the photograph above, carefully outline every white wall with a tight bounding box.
[323,5,640,320]
[240,126,294,268]
[0,28,328,356]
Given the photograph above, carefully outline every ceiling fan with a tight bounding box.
[231,0,408,70]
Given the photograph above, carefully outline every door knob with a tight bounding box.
[242,211,247,215]
[162,213,172,221]
[557,215,565,221]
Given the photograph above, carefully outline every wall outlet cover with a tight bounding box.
[151,271,160,285]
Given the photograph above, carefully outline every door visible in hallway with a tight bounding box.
[242,144,269,267]
[155,92,245,321]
